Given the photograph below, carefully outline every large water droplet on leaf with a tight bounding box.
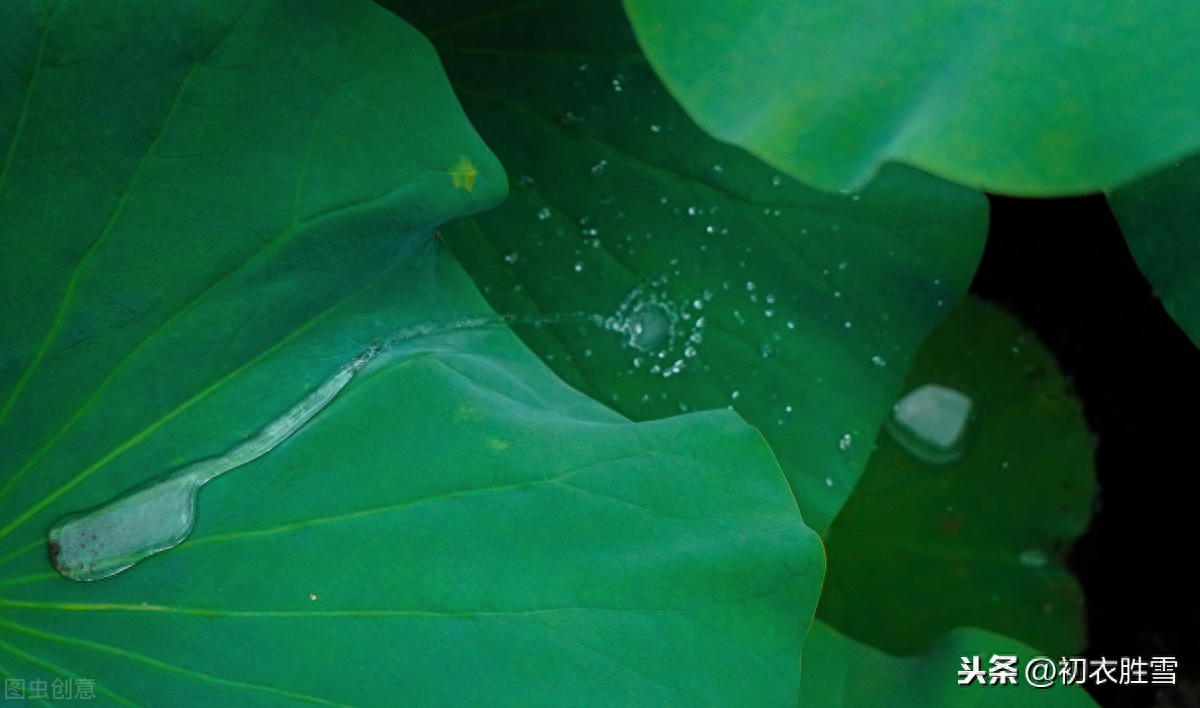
[887,383,974,463]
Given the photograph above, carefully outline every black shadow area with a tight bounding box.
[971,194,1199,708]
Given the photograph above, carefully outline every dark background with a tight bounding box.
[974,196,1199,707]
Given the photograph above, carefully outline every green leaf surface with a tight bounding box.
[1,247,823,705]
[0,2,824,703]
[800,620,1098,706]
[383,0,989,534]
[1107,155,1200,348]
[819,297,1094,657]
[621,0,1200,196]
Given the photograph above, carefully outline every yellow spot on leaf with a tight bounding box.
[449,156,477,192]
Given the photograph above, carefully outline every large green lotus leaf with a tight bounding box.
[800,620,1097,706]
[819,297,1094,657]
[0,0,505,461]
[1,1,825,702]
[381,0,988,534]
[621,0,1200,196]
[0,244,823,704]
[1107,155,1200,348]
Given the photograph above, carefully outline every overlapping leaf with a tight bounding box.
[383,0,989,533]
[800,620,1097,706]
[622,0,1200,196]
[1108,155,1200,348]
[0,2,823,703]
[820,297,1094,657]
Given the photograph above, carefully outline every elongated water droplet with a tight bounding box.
[47,314,599,582]
[49,352,370,582]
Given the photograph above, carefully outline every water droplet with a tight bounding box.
[578,63,589,71]
[771,174,783,186]
[560,112,583,126]
[844,321,852,328]
[573,261,583,272]
[838,261,848,270]
[504,251,519,264]
[605,292,678,353]
[590,160,607,176]
[833,290,841,298]
[871,355,887,367]
[713,164,723,173]
[536,207,551,220]
[786,321,795,330]
[746,281,756,291]
[650,124,661,133]
[838,434,853,451]
[519,175,536,186]
[764,309,774,317]
[48,342,387,581]
[825,477,834,487]
[759,343,774,358]
[611,73,625,91]
[1019,549,1048,568]
[731,390,740,400]
[887,383,974,463]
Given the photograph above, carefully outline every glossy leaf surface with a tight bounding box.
[385,0,988,533]
[623,0,1200,196]
[0,2,823,703]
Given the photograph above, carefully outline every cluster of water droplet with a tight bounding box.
[600,283,709,379]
